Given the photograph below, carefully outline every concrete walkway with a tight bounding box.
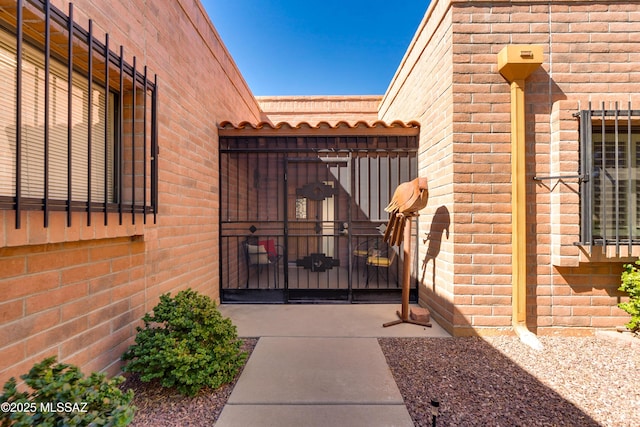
[215,304,450,427]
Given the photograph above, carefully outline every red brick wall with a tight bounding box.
[381,0,637,335]
[0,237,145,379]
[1,0,260,384]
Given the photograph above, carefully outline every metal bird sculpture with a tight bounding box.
[383,177,429,246]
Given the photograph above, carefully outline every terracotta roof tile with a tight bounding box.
[218,120,420,136]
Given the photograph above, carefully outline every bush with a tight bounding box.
[121,289,247,396]
[619,259,640,332]
[0,356,135,427]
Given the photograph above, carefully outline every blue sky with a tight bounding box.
[201,0,429,96]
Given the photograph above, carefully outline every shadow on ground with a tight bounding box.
[379,337,605,427]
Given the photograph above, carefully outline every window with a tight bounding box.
[579,107,640,247]
[0,0,158,228]
[0,27,115,203]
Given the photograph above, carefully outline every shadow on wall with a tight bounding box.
[556,262,627,300]
[525,69,566,331]
[420,205,450,289]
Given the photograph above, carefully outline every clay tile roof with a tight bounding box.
[218,120,420,136]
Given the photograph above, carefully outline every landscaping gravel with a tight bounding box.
[122,334,638,426]
[379,334,639,427]
[121,338,258,427]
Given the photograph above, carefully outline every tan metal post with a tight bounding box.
[383,212,431,328]
[498,45,543,349]
[400,216,413,320]
[511,78,527,326]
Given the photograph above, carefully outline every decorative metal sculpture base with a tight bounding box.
[382,311,431,328]
[383,214,432,328]
[383,311,432,328]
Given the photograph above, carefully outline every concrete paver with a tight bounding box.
[215,405,414,427]
[228,337,402,404]
[216,304,449,426]
[219,303,451,338]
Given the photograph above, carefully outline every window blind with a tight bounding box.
[592,131,640,240]
[0,27,114,203]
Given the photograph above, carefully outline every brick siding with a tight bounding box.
[2,0,639,385]
[257,96,381,125]
[380,0,457,330]
[0,0,260,384]
[381,0,637,335]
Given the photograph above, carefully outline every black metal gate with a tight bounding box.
[285,156,350,301]
[219,132,419,303]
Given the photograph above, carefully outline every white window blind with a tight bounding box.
[0,28,115,203]
[592,130,640,240]
[0,31,16,198]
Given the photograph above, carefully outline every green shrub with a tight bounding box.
[0,356,135,427]
[121,289,247,396]
[619,259,640,332]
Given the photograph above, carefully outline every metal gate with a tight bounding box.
[219,132,419,303]
[285,156,350,301]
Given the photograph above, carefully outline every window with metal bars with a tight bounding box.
[0,0,158,228]
[0,27,116,204]
[579,105,640,249]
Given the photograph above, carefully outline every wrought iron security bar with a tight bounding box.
[1,0,159,228]
[578,102,640,254]
[219,134,419,303]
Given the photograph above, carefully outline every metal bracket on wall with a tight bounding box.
[533,174,585,182]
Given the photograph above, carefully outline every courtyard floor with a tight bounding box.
[125,304,639,426]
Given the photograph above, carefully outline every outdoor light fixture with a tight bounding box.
[431,398,440,427]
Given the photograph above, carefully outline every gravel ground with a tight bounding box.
[120,338,258,427]
[379,334,639,427]
[121,334,638,426]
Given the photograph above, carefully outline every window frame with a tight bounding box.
[579,106,640,252]
[0,25,118,205]
[0,0,158,228]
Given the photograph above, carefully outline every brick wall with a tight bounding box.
[1,0,260,384]
[258,96,381,125]
[379,0,457,331]
[381,0,638,335]
[0,237,145,379]
[3,0,639,385]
